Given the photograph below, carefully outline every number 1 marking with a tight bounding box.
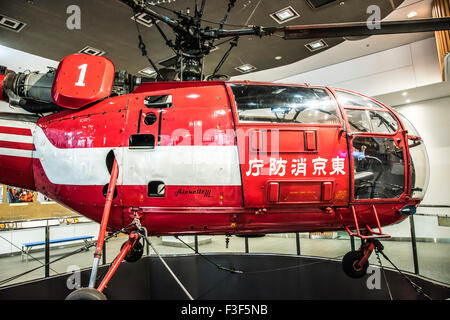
[75,64,88,87]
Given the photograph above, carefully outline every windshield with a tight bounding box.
[231,85,340,125]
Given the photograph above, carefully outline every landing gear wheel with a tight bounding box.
[65,288,107,300]
[121,239,143,263]
[342,250,369,279]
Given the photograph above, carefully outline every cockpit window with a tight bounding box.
[346,109,398,134]
[353,136,405,199]
[336,90,383,109]
[231,85,340,125]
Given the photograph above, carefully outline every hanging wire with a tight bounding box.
[376,247,433,300]
[176,236,243,274]
[132,7,166,81]
[375,248,393,300]
[138,228,194,300]
[176,235,347,275]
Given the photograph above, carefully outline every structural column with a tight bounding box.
[432,0,450,79]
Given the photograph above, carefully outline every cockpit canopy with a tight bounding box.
[230,83,429,201]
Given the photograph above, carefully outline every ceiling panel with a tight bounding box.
[0,0,403,77]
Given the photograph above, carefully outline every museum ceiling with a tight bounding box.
[0,0,405,78]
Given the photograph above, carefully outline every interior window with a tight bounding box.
[336,90,383,108]
[346,109,371,132]
[231,85,340,124]
[346,109,398,134]
[353,137,405,199]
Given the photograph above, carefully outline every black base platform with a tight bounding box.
[0,254,448,300]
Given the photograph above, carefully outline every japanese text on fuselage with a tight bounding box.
[246,156,346,177]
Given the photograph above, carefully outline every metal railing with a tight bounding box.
[0,211,448,287]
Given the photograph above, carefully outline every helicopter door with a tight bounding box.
[336,90,407,201]
[120,93,172,206]
[228,84,349,208]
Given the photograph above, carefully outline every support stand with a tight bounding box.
[88,158,119,288]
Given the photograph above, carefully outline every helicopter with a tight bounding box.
[0,0,448,300]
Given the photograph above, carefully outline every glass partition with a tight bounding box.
[0,210,448,289]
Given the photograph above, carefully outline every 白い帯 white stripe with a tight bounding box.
[0,120,243,186]
[0,147,33,158]
[0,120,35,158]
[0,133,33,144]
[0,119,35,129]
[32,125,242,186]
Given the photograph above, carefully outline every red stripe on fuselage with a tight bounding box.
[0,126,32,136]
[0,140,35,151]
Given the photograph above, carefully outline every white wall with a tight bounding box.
[0,44,58,73]
[394,96,450,206]
[378,95,450,239]
[275,37,441,97]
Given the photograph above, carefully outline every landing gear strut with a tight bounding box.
[342,205,390,279]
[66,158,144,300]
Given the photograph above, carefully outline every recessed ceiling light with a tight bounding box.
[305,0,339,9]
[235,64,257,73]
[305,39,328,52]
[407,11,417,18]
[275,56,282,60]
[131,12,159,27]
[402,92,408,96]
[406,99,411,103]
[138,67,156,77]
[270,6,300,24]
[79,46,105,56]
[0,14,27,33]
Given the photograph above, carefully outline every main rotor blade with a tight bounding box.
[282,17,450,39]
[213,17,450,40]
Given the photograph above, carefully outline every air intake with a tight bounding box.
[0,14,26,32]
[305,0,337,9]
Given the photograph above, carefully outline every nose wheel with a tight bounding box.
[342,250,370,278]
[342,239,384,278]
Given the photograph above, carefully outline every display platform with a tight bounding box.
[0,253,448,300]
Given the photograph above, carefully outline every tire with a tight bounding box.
[65,288,107,300]
[342,250,369,279]
[121,240,144,263]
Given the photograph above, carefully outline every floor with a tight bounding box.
[0,234,448,288]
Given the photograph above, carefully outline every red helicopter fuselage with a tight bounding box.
[0,56,427,236]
